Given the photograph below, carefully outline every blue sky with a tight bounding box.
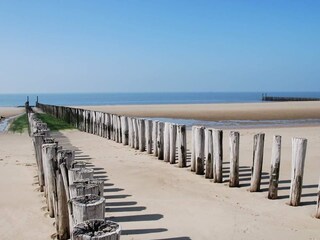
[0,1,319,93]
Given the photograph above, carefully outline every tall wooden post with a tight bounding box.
[169,124,177,164]
[157,122,164,160]
[42,143,58,218]
[146,120,153,154]
[289,137,307,206]
[191,126,196,172]
[213,129,223,183]
[152,121,159,156]
[250,133,265,192]
[205,129,213,179]
[177,125,187,168]
[195,126,205,175]
[138,119,146,152]
[268,135,281,199]
[121,116,129,145]
[163,122,171,162]
[229,131,240,187]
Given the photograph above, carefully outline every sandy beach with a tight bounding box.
[1,103,320,239]
[76,101,320,121]
[0,107,24,118]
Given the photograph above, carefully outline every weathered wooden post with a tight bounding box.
[69,182,101,199]
[72,219,121,240]
[169,123,177,164]
[73,179,104,197]
[121,116,129,145]
[163,122,171,162]
[57,150,75,170]
[71,194,105,226]
[128,117,133,147]
[195,126,205,175]
[268,135,282,199]
[133,118,139,150]
[229,131,240,187]
[145,120,153,154]
[33,133,45,191]
[152,120,159,156]
[177,125,187,168]
[205,128,213,179]
[289,137,307,206]
[117,115,122,143]
[68,168,94,185]
[213,129,223,183]
[316,177,320,219]
[138,119,146,152]
[42,143,58,218]
[157,122,164,160]
[250,133,265,192]
[191,126,196,172]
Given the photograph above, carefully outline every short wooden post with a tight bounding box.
[71,194,105,226]
[213,129,223,183]
[177,125,187,168]
[72,219,121,240]
[268,135,282,199]
[73,179,104,197]
[316,177,320,219]
[250,133,265,192]
[69,182,101,199]
[68,168,94,185]
[157,122,164,160]
[163,122,171,162]
[42,143,58,218]
[117,115,122,143]
[169,124,177,164]
[145,120,153,154]
[191,126,196,172]
[138,119,146,152]
[127,117,133,147]
[289,137,307,206]
[229,131,240,187]
[205,129,213,179]
[195,126,205,175]
[153,121,159,156]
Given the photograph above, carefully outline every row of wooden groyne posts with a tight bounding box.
[35,102,320,221]
[27,107,121,240]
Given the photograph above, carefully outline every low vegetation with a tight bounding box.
[9,112,74,133]
[9,114,28,133]
[35,113,74,131]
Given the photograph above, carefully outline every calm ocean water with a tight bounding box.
[1,92,320,107]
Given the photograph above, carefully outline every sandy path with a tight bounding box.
[0,132,54,240]
[53,126,320,240]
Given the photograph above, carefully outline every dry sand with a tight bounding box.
[0,107,25,118]
[1,104,320,239]
[75,101,320,121]
[0,132,55,240]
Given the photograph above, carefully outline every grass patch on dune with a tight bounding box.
[9,114,28,133]
[36,113,74,131]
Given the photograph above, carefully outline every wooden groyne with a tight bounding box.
[35,102,320,220]
[262,94,320,102]
[27,107,121,239]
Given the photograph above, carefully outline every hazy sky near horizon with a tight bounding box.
[1,1,320,93]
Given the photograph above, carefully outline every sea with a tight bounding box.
[1,92,320,129]
[1,92,320,107]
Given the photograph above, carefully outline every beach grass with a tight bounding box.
[9,114,28,133]
[36,113,74,131]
